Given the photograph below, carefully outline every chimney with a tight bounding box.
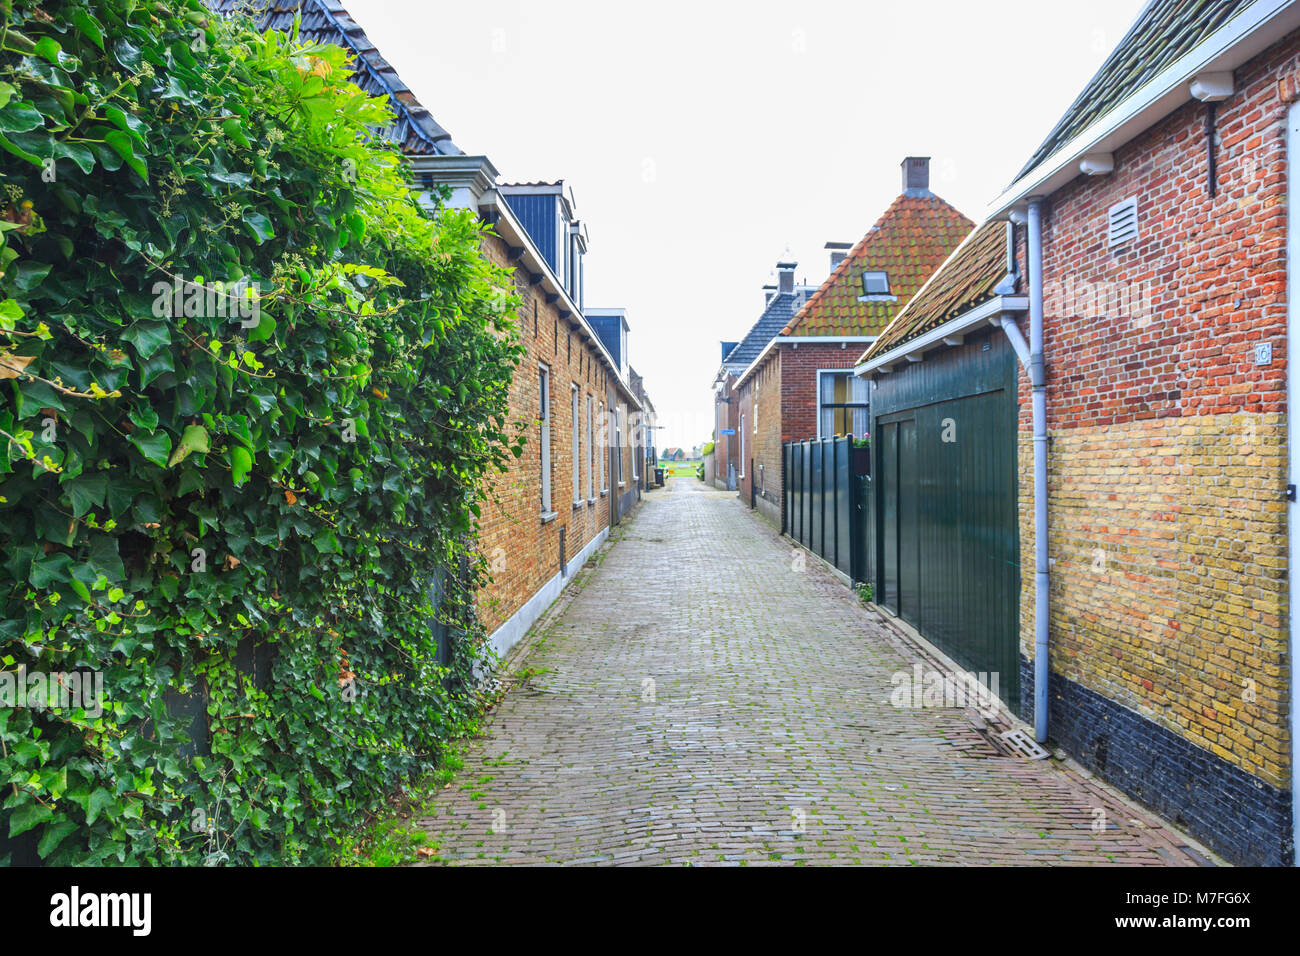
[762,283,777,306]
[776,260,796,295]
[902,156,930,194]
[825,241,852,271]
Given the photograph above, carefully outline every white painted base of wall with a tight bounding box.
[484,526,609,662]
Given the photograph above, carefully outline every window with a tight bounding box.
[615,405,624,485]
[571,385,581,504]
[586,395,595,500]
[859,270,895,302]
[819,371,869,438]
[539,365,552,514]
[739,414,746,478]
[599,402,607,492]
[632,412,640,481]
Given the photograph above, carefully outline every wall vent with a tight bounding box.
[1107,196,1138,249]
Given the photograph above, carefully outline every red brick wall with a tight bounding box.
[712,373,740,488]
[475,234,621,636]
[1014,27,1300,792]
[779,342,869,442]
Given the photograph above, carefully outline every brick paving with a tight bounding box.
[416,478,1212,866]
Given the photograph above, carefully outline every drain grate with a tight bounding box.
[1000,728,1050,760]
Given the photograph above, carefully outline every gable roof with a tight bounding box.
[207,0,462,156]
[783,193,972,337]
[1014,0,1256,183]
[721,287,816,370]
[858,219,1011,364]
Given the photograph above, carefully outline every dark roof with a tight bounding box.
[1014,0,1256,182]
[859,219,1009,363]
[722,288,815,370]
[783,192,971,336]
[206,0,462,156]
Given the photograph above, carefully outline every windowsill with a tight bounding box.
[599,489,608,498]
[572,499,585,510]
[617,482,626,489]
[587,497,596,505]
[541,511,558,524]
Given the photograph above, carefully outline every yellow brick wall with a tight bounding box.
[1018,413,1290,787]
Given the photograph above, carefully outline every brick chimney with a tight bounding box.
[776,260,796,295]
[902,156,930,195]
[825,241,852,271]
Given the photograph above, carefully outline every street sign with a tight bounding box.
[720,429,735,435]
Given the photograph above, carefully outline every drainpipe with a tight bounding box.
[1027,197,1050,744]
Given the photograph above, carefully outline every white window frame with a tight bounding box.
[599,401,608,494]
[539,364,553,517]
[571,384,581,506]
[632,411,640,481]
[739,413,746,478]
[816,368,870,439]
[586,394,595,501]
[615,405,625,486]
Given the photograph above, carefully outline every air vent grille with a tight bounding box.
[1108,196,1138,249]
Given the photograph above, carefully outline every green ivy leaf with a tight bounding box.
[8,801,53,837]
[167,425,210,467]
[103,129,147,182]
[72,10,106,50]
[122,320,170,359]
[130,430,172,469]
[37,819,79,858]
[242,210,274,244]
[230,445,252,486]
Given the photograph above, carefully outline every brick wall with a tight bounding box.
[475,233,623,637]
[779,342,865,442]
[712,374,740,489]
[735,341,872,523]
[1014,27,1299,864]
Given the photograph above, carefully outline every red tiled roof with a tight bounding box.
[858,219,1009,363]
[783,193,972,337]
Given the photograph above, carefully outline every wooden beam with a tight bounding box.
[942,334,965,347]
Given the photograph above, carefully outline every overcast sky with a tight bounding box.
[348,0,1148,451]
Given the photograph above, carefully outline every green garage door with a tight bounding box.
[873,333,1020,711]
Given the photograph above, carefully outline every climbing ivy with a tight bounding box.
[0,0,524,864]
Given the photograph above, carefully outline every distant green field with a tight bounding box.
[658,460,700,478]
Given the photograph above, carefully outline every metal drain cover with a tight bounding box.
[1000,729,1050,760]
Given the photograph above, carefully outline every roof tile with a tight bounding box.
[783,193,971,337]
[859,219,1010,363]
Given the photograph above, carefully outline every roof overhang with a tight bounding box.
[854,296,1028,376]
[477,189,640,409]
[408,154,499,211]
[734,335,878,389]
[988,0,1300,218]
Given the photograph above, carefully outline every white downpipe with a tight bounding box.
[1286,101,1300,866]
[1028,198,1050,744]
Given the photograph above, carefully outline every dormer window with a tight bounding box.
[859,271,895,302]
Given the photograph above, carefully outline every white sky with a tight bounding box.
[348,0,1149,451]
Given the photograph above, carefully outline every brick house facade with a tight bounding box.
[859,1,1300,866]
[229,0,649,663]
[472,228,639,649]
[733,160,971,526]
[1014,20,1297,868]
